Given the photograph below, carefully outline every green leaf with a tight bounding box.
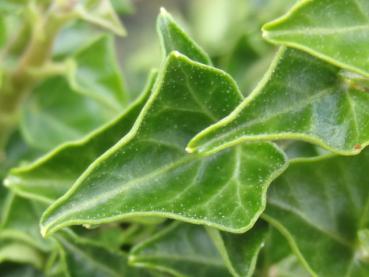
[21,34,128,151]
[0,263,44,277]
[254,227,310,277]
[0,194,50,251]
[188,48,369,155]
[6,71,156,203]
[20,77,114,150]
[157,8,211,65]
[40,52,287,236]
[130,223,231,277]
[263,149,369,276]
[76,0,126,36]
[111,0,134,15]
[53,22,101,58]
[68,35,128,109]
[54,230,151,277]
[207,221,268,277]
[130,222,267,277]
[262,0,369,78]
[358,229,369,261]
[0,240,44,269]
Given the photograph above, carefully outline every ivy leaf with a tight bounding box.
[207,221,268,277]
[53,231,151,277]
[76,0,126,36]
[129,223,230,276]
[188,48,369,155]
[0,194,50,251]
[254,227,310,277]
[20,35,128,151]
[157,8,211,65]
[263,150,369,276]
[40,52,287,236]
[262,0,369,78]
[130,222,267,277]
[6,71,156,203]
[20,77,114,151]
[68,35,128,109]
[0,240,44,269]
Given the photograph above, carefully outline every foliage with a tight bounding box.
[1,0,369,276]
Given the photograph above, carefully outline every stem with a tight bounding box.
[0,2,77,160]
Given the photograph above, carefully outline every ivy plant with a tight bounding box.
[1,0,369,276]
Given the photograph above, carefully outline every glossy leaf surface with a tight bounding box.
[188,48,369,155]
[262,0,369,78]
[40,53,287,236]
[54,231,150,277]
[157,8,211,65]
[264,150,369,276]
[6,72,155,203]
[130,222,267,277]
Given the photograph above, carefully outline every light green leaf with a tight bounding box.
[262,0,369,78]
[358,229,369,261]
[263,149,369,276]
[0,0,27,14]
[0,240,44,269]
[76,0,126,36]
[188,48,369,155]
[130,223,231,277]
[21,34,128,151]
[111,0,134,15]
[157,8,211,65]
[54,230,151,277]
[53,22,101,58]
[68,35,128,109]
[20,77,114,150]
[6,71,156,203]
[40,52,287,236]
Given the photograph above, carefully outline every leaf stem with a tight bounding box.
[0,2,77,160]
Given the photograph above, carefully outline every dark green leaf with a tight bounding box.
[6,71,156,203]
[40,53,287,236]
[54,230,151,277]
[157,8,211,65]
[188,48,369,155]
[262,0,369,78]
[264,150,369,276]
[130,223,231,277]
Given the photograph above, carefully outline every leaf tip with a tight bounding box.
[159,7,169,16]
[185,146,195,154]
[40,225,49,238]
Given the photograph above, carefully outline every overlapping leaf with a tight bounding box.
[207,222,268,277]
[263,150,369,276]
[6,72,156,203]
[130,222,267,277]
[262,0,369,78]
[0,194,50,251]
[53,231,151,277]
[20,35,127,150]
[76,0,126,36]
[188,48,369,155]
[157,8,211,65]
[40,52,287,236]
